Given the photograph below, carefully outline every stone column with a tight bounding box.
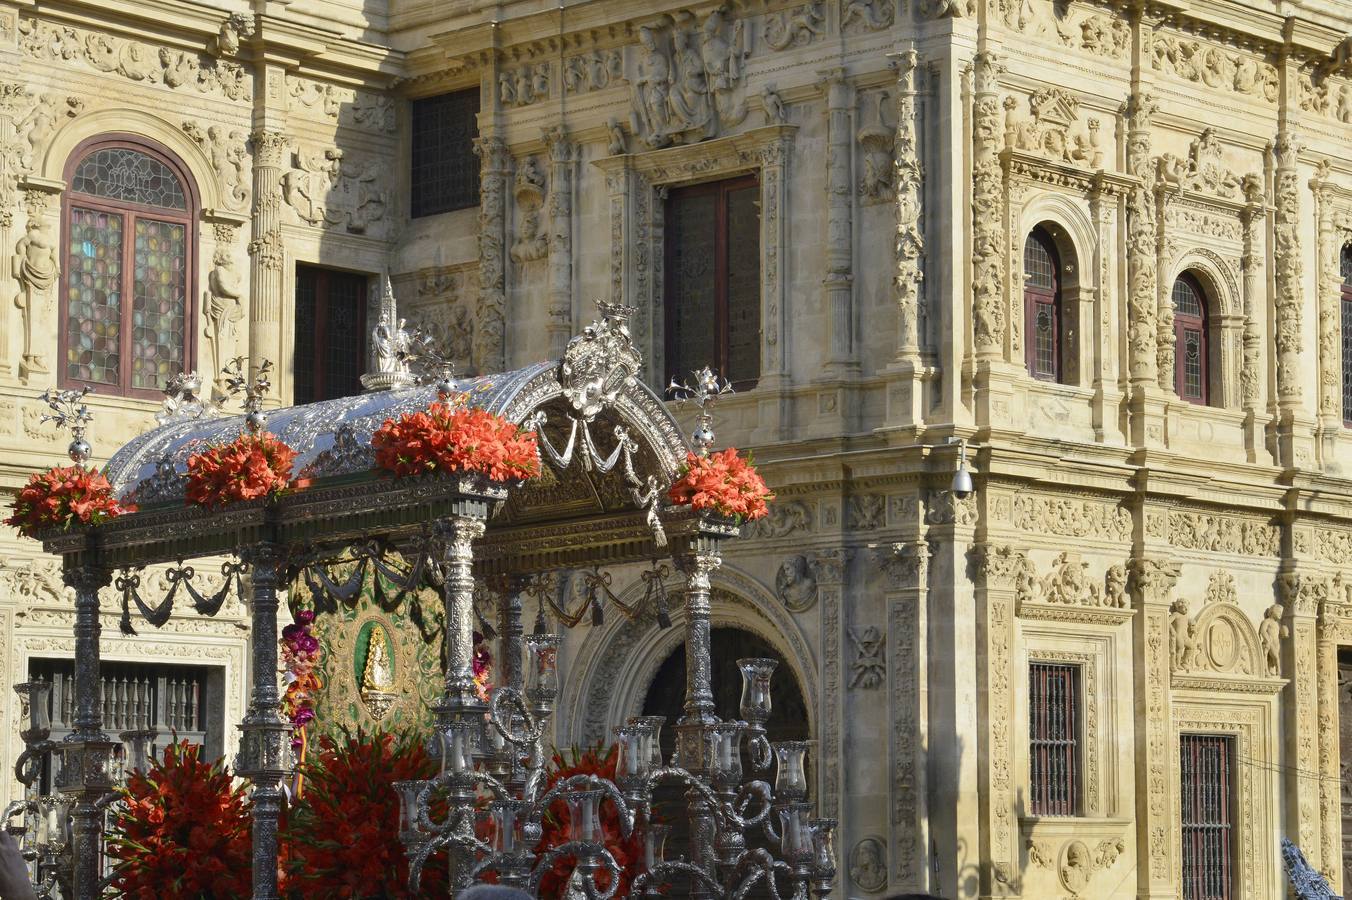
[246,130,288,404]
[752,130,794,444]
[1273,133,1303,412]
[821,68,856,373]
[970,51,1005,363]
[1130,556,1179,899]
[1240,180,1265,457]
[0,81,25,380]
[1311,164,1340,436]
[885,50,928,428]
[814,548,849,821]
[59,563,114,900]
[544,127,575,359]
[1124,92,1169,447]
[235,545,291,900]
[1155,185,1174,393]
[475,136,510,374]
[1279,570,1328,871]
[1316,604,1343,891]
[882,540,930,893]
[972,543,1025,895]
[674,535,722,896]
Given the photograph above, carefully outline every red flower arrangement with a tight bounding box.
[283,730,445,899]
[106,741,255,900]
[4,464,134,538]
[371,399,540,483]
[667,448,774,522]
[534,744,645,899]
[282,610,322,755]
[185,431,308,508]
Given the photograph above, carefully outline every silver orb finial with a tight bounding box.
[221,357,272,433]
[666,366,734,456]
[39,387,94,465]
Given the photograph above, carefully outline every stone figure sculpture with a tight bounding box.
[203,246,244,391]
[1169,598,1199,671]
[13,217,59,376]
[1259,603,1288,676]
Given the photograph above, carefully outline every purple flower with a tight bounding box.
[282,623,304,641]
[297,634,319,654]
[295,609,316,626]
[292,707,315,727]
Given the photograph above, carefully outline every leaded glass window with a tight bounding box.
[664,175,761,390]
[411,90,481,218]
[1023,227,1061,382]
[62,140,195,397]
[1172,273,1209,405]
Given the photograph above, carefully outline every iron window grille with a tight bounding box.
[1180,733,1235,900]
[1029,661,1079,816]
[410,90,481,218]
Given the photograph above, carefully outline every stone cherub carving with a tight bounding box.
[13,216,59,376]
[1043,551,1098,606]
[1259,603,1288,676]
[1103,564,1128,609]
[1169,598,1200,672]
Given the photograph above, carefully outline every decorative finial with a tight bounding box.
[596,301,637,334]
[666,366,733,456]
[361,274,419,392]
[221,357,272,433]
[157,372,214,425]
[40,386,94,464]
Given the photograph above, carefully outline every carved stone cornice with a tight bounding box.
[1001,150,1134,195]
[1016,602,1135,626]
[593,124,796,186]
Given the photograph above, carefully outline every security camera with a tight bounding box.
[948,437,973,500]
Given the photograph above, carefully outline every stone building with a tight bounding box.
[1,0,1352,897]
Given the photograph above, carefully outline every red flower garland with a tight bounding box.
[371,400,540,482]
[667,449,774,522]
[283,731,446,898]
[185,431,308,508]
[4,464,134,538]
[534,744,645,898]
[106,741,255,900]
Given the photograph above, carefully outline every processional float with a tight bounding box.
[6,302,837,899]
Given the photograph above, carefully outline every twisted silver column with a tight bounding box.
[235,544,290,900]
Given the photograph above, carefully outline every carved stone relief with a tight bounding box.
[741,498,813,539]
[203,223,243,387]
[846,494,884,530]
[1169,586,1268,678]
[773,554,819,612]
[629,10,747,150]
[972,51,1006,355]
[848,626,884,689]
[288,77,396,133]
[405,268,474,375]
[510,156,548,264]
[281,147,389,234]
[1028,837,1125,898]
[1150,30,1278,103]
[19,18,250,101]
[1166,510,1279,555]
[1002,87,1103,168]
[1156,128,1243,198]
[499,63,552,108]
[181,120,248,210]
[1012,494,1131,541]
[764,1,825,50]
[857,92,893,204]
[563,50,625,94]
[841,0,894,32]
[848,836,887,892]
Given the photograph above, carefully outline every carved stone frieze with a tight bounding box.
[499,63,552,108]
[281,146,389,235]
[1011,494,1131,541]
[741,498,813,539]
[1002,88,1103,169]
[1150,30,1278,103]
[19,18,250,101]
[841,0,894,32]
[563,50,625,95]
[846,493,884,530]
[287,77,396,133]
[764,1,825,50]
[1165,509,1279,555]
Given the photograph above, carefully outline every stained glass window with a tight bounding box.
[664,176,761,390]
[1172,273,1209,405]
[1023,227,1061,382]
[71,148,187,210]
[293,266,368,404]
[63,141,193,397]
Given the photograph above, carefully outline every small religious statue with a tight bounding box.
[361,276,418,391]
[360,625,397,722]
[13,216,59,379]
[1259,603,1288,676]
[203,246,244,395]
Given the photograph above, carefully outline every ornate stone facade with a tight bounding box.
[3,2,1352,899]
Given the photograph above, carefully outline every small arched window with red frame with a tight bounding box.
[1171,272,1209,405]
[60,136,197,399]
[1023,227,1062,382]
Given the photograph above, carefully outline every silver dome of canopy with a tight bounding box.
[102,313,691,512]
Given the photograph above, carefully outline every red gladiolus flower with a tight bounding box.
[371,401,540,483]
[667,449,774,523]
[3,464,135,539]
[185,431,306,509]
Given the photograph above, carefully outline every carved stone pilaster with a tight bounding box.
[971,52,1005,358]
[475,135,510,374]
[892,51,924,362]
[1130,556,1179,896]
[1311,164,1340,428]
[246,129,288,404]
[881,541,929,892]
[1273,132,1303,410]
[0,81,26,379]
[1279,570,1328,865]
[822,68,856,372]
[544,127,576,358]
[1316,603,1342,890]
[1239,182,1264,414]
[1125,93,1159,386]
[760,135,792,381]
[814,547,849,821]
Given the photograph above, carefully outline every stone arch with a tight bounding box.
[38,108,223,211]
[1016,193,1096,288]
[1166,248,1244,408]
[559,561,818,748]
[1189,601,1263,677]
[1016,196,1094,386]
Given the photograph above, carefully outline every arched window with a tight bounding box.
[60,137,196,398]
[1023,227,1062,382]
[1171,273,1209,405]
[1342,244,1352,425]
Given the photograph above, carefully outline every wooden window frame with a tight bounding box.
[59,134,198,400]
[1023,227,1062,383]
[1180,732,1235,900]
[1172,272,1211,406]
[1028,661,1080,817]
[663,174,761,390]
[293,265,369,405]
